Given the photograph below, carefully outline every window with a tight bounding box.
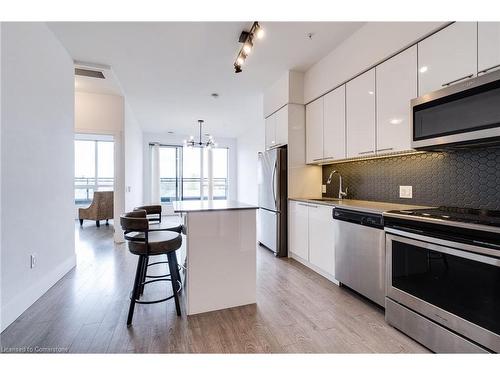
[212,148,228,199]
[74,137,114,205]
[157,145,228,202]
[159,146,181,202]
[183,147,202,200]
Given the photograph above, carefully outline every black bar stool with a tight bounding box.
[120,211,183,326]
[133,206,184,294]
[134,204,184,233]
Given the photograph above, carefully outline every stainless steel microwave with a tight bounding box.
[411,69,500,150]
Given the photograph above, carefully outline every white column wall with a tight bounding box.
[1,23,75,331]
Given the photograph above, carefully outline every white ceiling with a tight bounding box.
[48,22,364,137]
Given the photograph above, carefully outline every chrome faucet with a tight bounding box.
[327,170,348,199]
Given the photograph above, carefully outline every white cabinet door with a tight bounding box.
[305,97,324,164]
[308,204,335,277]
[346,69,376,158]
[478,22,500,75]
[265,114,276,150]
[376,45,417,154]
[275,105,288,147]
[288,201,309,260]
[418,22,477,95]
[323,85,346,160]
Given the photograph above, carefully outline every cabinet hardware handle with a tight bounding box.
[323,156,334,160]
[441,74,474,87]
[358,150,375,155]
[313,158,323,161]
[271,143,285,149]
[376,147,393,152]
[478,64,500,75]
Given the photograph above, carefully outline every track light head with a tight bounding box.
[255,23,264,39]
[234,64,242,73]
[243,38,253,54]
[236,55,245,66]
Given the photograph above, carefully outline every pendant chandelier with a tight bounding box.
[183,120,216,148]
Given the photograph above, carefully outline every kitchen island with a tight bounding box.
[173,200,258,315]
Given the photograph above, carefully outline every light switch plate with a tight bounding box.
[321,185,327,194]
[399,185,413,199]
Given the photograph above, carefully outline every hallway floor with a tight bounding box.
[0,220,428,353]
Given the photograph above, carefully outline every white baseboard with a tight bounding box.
[1,254,76,332]
[289,252,339,286]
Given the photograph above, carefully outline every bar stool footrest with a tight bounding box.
[130,279,182,305]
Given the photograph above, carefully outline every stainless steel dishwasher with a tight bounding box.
[333,207,385,306]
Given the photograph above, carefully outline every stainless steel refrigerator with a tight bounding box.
[258,146,287,257]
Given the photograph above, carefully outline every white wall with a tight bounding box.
[236,117,265,205]
[142,132,238,204]
[74,91,125,242]
[304,22,447,103]
[124,102,143,211]
[1,23,75,331]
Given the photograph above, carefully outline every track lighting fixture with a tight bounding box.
[233,22,264,73]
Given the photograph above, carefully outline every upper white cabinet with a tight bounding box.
[478,22,500,75]
[306,86,346,164]
[308,204,335,277]
[265,106,289,150]
[305,97,324,163]
[265,115,276,150]
[418,22,477,95]
[275,106,288,146]
[376,46,417,154]
[346,69,376,158]
[263,71,304,118]
[323,86,346,160]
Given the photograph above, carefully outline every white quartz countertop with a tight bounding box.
[290,198,433,214]
[172,200,258,213]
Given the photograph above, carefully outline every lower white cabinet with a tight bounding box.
[288,200,336,280]
[308,204,335,277]
[289,201,309,260]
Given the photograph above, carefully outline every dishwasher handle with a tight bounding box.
[332,207,384,229]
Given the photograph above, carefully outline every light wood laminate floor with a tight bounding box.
[0,220,428,353]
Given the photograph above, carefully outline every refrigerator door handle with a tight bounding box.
[272,159,277,208]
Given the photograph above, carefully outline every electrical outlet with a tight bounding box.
[321,184,327,194]
[30,254,36,269]
[399,185,413,199]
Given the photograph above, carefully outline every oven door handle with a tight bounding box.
[386,232,500,267]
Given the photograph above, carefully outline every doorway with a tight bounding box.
[74,134,114,209]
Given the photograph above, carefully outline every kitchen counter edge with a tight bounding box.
[173,200,258,213]
[289,198,432,215]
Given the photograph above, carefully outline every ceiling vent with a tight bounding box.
[75,68,105,79]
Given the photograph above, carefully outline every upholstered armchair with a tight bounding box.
[79,191,114,227]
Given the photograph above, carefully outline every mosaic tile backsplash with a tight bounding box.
[322,147,500,210]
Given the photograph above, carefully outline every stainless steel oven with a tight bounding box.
[411,68,500,150]
[385,227,500,353]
